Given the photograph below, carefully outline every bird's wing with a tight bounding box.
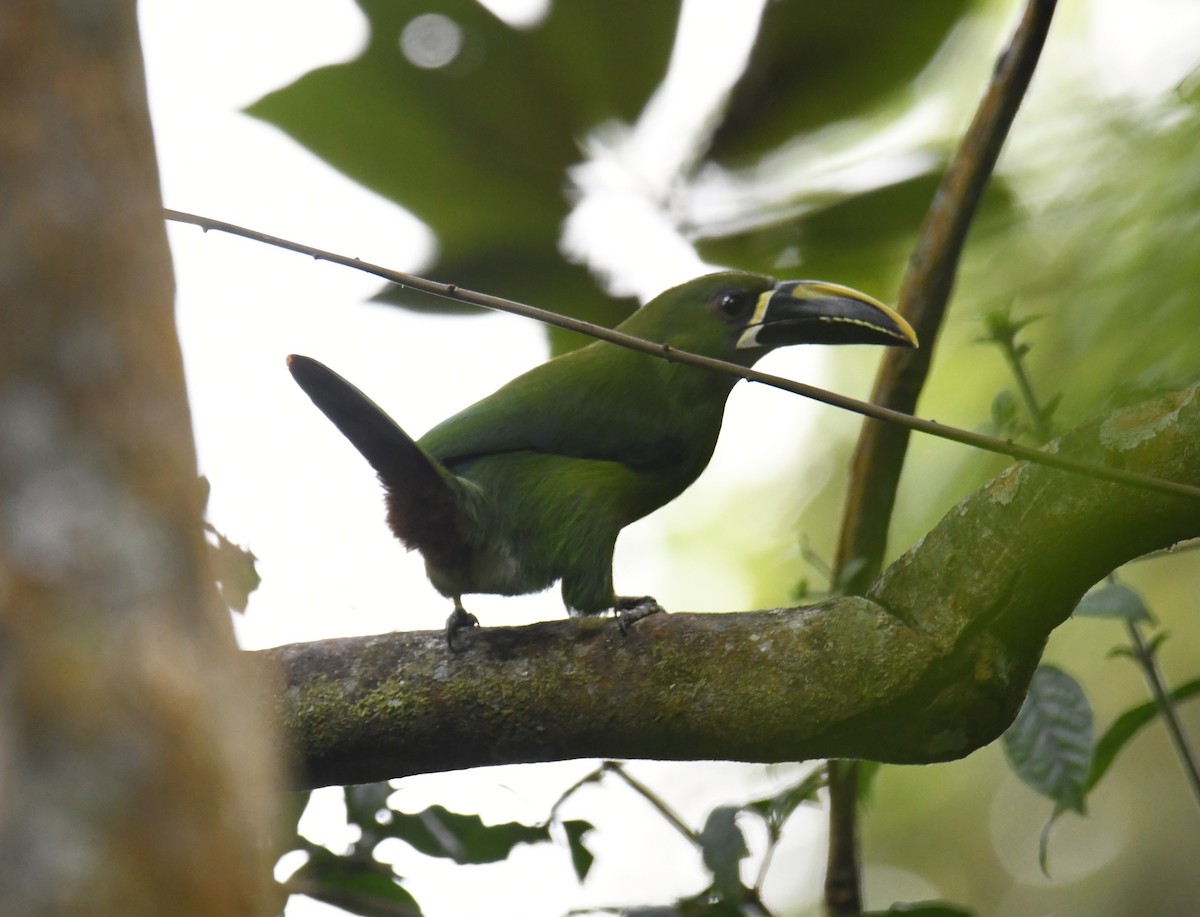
[417,344,702,474]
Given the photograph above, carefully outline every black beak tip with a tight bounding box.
[742,282,918,349]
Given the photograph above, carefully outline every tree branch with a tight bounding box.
[836,0,1060,589]
[826,3,1058,907]
[256,384,1200,789]
[164,209,1200,504]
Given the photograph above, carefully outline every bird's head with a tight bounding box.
[622,271,917,365]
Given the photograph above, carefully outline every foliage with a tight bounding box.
[246,0,679,352]
[247,0,993,354]
[985,311,1200,880]
[280,783,594,915]
[275,763,827,916]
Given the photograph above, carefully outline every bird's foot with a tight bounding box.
[614,596,664,634]
[445,600,479,650]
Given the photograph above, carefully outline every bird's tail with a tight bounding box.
[287,355,468,561]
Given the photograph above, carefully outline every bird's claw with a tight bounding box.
[445,602,480,650]
[614,596,664,634]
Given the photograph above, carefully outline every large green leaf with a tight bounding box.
[697,170,943,287]
[382,804,550,864]
[343,785,556,864]
[562,818,596,881]
[1085,675,1200,800]
[247,0,681,347]
[706,0,978,165]
[1002,665,1093,814]
[250,0,680,249]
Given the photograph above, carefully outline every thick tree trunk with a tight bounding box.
[0,3,280,913]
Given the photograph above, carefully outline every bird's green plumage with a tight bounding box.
[289,270,916,627]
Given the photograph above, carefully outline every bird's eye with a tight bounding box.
[711,290,752,324]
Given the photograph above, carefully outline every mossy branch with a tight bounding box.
[256,385,1200,789]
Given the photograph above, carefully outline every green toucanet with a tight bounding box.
[288,271,917,641]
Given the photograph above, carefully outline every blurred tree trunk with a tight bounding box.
[0,3,280,913]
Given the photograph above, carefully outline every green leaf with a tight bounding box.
[249,0,679,249]
[345,783,394,826]
[562,819,595,882]
[697,806,749,903]
[977,309,1042,346]
[706,0,978,165]
[862,903,975,917]
[382,804,549,864]
[989,389,1018,432]
[246,0,679,353]
[1085,676,1200,797]
[696,170,941,290]
[789,577,811,602]
[290,847,423,917]
[204,522,260,613]
[1072,582,1154,623]
[1039,631,1196,876]
[1002,666,1093,813]
[743,767,825,838]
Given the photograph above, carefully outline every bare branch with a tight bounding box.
[164,209,1200,504]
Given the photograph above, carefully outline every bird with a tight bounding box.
[288,271,917,644]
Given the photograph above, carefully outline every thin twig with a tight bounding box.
[602,762,699,847]
[1004,341,1053,441]
[752,839,777,894]
[835,0,1062,586]
[825,2,1060,914]
[1125,621,1200,808]
[544,763,607,827]
[824,761,862,917]
[163,208,1199,503]
[984,309,1056,441]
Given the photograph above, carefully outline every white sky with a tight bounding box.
[137,1,1200,914]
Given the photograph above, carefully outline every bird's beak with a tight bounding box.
[736,281,918,350]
